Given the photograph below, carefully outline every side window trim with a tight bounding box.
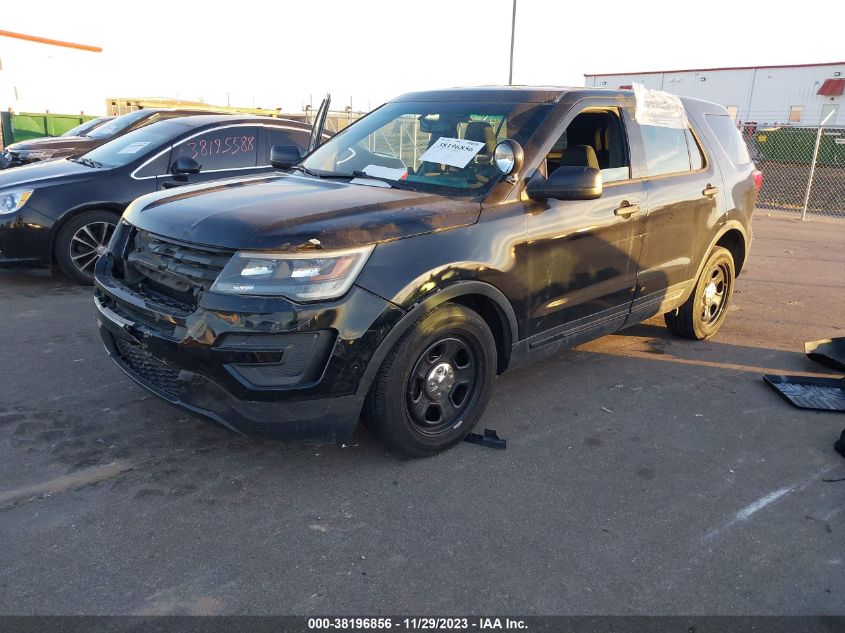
[684,125,708,173]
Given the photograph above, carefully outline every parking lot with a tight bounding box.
[0,214,843,615]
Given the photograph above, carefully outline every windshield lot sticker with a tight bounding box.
[117,141,152,154]
[419,137,485,168]
[633,83,689,129]
[362,165,408,180]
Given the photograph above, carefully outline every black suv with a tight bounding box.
[94,87,759,456]
[1,108,221,168]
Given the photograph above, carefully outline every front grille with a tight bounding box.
[124,230,232,312]
[133,280,194,317]
[114,337,181,399]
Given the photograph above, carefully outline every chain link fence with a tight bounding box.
[740,123,845,219]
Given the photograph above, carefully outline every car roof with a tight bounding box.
[393,85,724,110]
[393,86,627,103]
[146,114,310,128]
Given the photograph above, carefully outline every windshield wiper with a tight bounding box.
[349,170,415,190]
[288,164,324,178]
[70,157,104,168]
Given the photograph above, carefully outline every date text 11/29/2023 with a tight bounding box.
[307,617,528,630]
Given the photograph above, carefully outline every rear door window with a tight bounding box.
[640,125,691,176]
[172,126,259,170]
[705,114,751,165]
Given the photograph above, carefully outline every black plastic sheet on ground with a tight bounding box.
[763,374,845,412]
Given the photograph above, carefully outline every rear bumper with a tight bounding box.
[94,258,404,441]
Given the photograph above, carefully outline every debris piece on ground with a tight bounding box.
[805,337,845,373]
[762,375,845,412]
[465,428,507,450]
[836,429,845,459]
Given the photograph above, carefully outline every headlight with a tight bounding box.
[210,245,374,301]
[0,190,33,215]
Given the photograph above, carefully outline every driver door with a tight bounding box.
[525,104,646,346]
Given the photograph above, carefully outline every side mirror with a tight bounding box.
[493,140,524,176]
[526,166,603,201]
[270,145,302,169]
[171,156,201,176]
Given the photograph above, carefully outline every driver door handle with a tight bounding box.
[614,200,640,218]
[702,184,720,198]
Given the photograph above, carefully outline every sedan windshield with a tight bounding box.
[85,109,152,139]
[76,120,191,169]
[301,100,553,197]
[62,117,110,137]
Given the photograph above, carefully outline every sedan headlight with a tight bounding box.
[0,190,34,215]
[211,245,374,301]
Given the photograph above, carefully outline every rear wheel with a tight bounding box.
[365,302,497,457]
[55,210,118,285]
[665,246,735,340]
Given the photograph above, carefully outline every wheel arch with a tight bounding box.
[49,203,125,263]
[356,280,520,401]
[715,226,747,275]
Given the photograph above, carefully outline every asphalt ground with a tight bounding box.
[0,214,843,615]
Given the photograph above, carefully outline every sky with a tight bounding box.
[1,0,843,115]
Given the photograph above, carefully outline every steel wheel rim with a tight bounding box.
[69,221,115,276]
[700,261,731,325]
[406,335,482,437]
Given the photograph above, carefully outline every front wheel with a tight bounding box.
[665,246,735,340]
[364,302,497,457]
[54,210,118,285]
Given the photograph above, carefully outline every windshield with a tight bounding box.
[62,118,108,137]
[301,100,553,197]
[77,120,188,168]
[85,110,154,139]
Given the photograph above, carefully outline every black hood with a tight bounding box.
[0,157,106,189]
[124,174,481,250]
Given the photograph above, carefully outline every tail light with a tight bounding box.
[752,169,763,193]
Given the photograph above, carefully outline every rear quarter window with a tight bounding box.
[705,114,751,165]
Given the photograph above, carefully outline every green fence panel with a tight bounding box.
[1,112,98,145]
[754,127,845,166]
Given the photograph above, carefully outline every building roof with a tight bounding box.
[585,61,845,78]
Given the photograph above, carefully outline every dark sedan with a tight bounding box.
[0,114,316,283]
[0,108,223,169]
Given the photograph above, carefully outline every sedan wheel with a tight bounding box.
[55,210,119,285]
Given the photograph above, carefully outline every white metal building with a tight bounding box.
[584,62,845,127]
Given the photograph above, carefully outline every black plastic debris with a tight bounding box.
[763,374,845,412]
[805,337,845,373]
[465,428,507,450]
[836,429,845,459]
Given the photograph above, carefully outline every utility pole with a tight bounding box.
[508,0,517,85]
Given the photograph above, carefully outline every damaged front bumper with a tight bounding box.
[94,256,404,441]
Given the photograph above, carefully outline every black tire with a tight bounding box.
[364,302,497,457]
[665,246,735,340]
[54,210,119,285]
